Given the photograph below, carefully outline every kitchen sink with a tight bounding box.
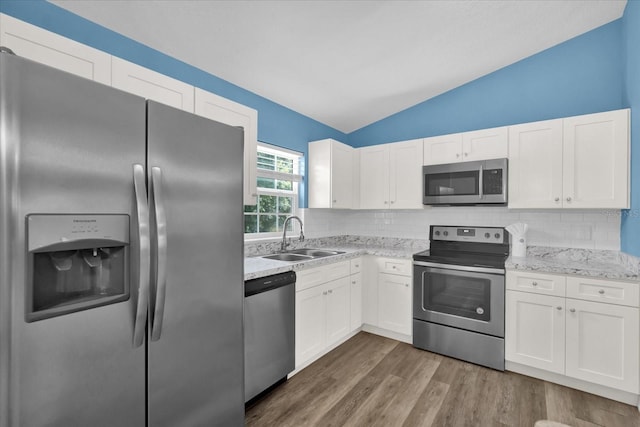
[286,248,345,258]
[261,248,345,262]
[262,253,313,262]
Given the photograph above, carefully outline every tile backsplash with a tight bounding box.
[301,207,621,250]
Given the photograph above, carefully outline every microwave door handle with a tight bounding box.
[478,164,484,199]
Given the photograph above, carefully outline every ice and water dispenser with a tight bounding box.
[26,214,130,322]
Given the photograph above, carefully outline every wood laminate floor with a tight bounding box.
[246,332,640,427]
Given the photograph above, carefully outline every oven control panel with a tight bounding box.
[431,226,505,243]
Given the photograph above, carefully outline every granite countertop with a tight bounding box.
[505,246,640,281]
[244,236,428,280]
[246,237,640,282]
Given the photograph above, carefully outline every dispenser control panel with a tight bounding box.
[27,214,129,251]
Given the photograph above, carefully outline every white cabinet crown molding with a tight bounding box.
[0,13,111,85]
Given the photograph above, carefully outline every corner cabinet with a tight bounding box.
[423,126,507,165]
[0,13,111,85]
[308,139,355,209]
[361,257,412,340]
[506,270,639,395]
[194,88,258,205]
[359,139,423,209]
[509,109,629,209]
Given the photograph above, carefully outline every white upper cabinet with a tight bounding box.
[461,126,509,161]
[562,109,629,209]
[389,139,424,209]
[423,133,463,165]
[359,144,390,209]
[509,109,629,209]
[308,139,354,209]
[360,139,423,209]
[194,88,258,205]
[423,127,507,165]
[0,13,111,84]
[508,119,564,208]
[112,57,194,113]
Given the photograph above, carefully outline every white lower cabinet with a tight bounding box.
[378,272,412,335]
[505,290,565,374]
[350,258,363,331]
[295,284,326,364]
[506,270,640,395]
[295,259,361,368]
[362,257,412,338]
[565,299,639,392]
[324,278,351,347]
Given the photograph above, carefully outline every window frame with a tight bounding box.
[244,142,303,240]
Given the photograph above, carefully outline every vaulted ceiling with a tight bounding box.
[51,0,627,133]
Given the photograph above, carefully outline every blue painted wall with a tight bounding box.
[348,20,624,146]
[621,0,640,256]
[0,0,347,208]
[2,1,638,254]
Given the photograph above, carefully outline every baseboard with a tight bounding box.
[506,361,640,407]
[289,328,362,377]
[361,324,412,344]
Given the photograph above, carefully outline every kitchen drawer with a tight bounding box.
[506,270,566,297]
[350,257,362,275]
[566,276,640,308]
[377,257,412,276]
[296,260,351,291]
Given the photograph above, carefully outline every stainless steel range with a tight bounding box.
[412,225,509,371]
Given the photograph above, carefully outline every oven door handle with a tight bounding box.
[413,260,504,274]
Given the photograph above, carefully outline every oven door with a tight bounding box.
[413,261,504,337]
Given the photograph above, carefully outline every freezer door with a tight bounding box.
[0,54,146,426]
[146,101,245,426]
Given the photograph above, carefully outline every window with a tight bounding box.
[244,143,303,238]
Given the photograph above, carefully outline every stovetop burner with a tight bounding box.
[413,225,509,269]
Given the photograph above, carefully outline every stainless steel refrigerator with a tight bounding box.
[0,51,245,426]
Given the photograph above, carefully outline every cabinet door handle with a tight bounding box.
[556,306,562,311]
[405,283,409,287]
[464,152,468,157]
[566,197,572,202]
[323,291,327,296]
[352,281,356,284]
[384,201,388,204]
[598,289,605,294]
[554,197,560,202]
[532,281,538,286]
[390,200,395,204]
[456,153,460,158]
[332,199,337,203]
[328,289,333,294]
[569,308,576,313]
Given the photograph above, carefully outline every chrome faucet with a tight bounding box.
[281,215,304,251]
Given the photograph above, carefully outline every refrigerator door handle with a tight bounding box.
[150,166,168,341]
[133,164,151,347]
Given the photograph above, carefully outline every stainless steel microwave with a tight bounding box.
[423,158,507,206]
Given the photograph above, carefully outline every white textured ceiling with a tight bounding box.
[51,0,627,133]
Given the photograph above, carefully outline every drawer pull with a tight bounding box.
[569,308,576,313]
[598,289,605,295]
[556,306,562,311]
[532,281,538,286]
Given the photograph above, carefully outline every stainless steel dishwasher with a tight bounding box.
[244,271,296,403]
